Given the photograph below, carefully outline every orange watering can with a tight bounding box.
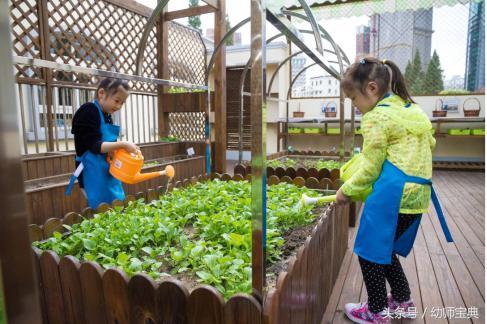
[108,149,175,185]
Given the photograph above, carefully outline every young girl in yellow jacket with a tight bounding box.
[336,57,453,324]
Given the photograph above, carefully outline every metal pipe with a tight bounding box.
[136,94,141,143]
[130,95,135,143]
[62,88,69,150]
[30,85,39,153]
[13,55,206,91]
[267,50,303,95]
[281,9,351,69]
[250,0,266,300]
[205,17,251,83]
[152,96,157,142]
[18,84,28,154]
[142,94,146,143]
[135,0,170,75]
[297,0,323,55]
[266,8,339,79]
[52,87,60,151]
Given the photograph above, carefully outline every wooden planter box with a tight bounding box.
[24,142,206,225]
[235,150,360,227]
[29,173,349,324]
[162,92,215,113]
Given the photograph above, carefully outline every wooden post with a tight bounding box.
[38,0,55,151]
[214,0,226,173]
[0,0,42,321]
[157,8,170,138]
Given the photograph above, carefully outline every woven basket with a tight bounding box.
[293,111,305,118]
[324,101,337,118]
[463,97,481,117]
[432,99,447,117]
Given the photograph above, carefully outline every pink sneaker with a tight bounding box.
[387,293,416,319]
[344,302,391,324]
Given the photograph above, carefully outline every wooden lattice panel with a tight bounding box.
[168,22,206,85]
[9,0,42,80]
[46,0,157,92]
[169,112,205,141]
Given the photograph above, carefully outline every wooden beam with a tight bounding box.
[202,0,218,9]
[165,5,215,21]
[103,0,152,17]
[214,0,226,173]
[157,8,170,138]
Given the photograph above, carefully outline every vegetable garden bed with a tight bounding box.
[24,142,206,224]
[29,173,349,324]
[235,150,360,227]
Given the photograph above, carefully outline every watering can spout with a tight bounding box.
[127,165,175,184]
[108,149,175,184]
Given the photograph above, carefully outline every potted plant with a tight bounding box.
[432,99,447,117]
[293,103,305,118]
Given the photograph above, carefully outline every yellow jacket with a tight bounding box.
[342,94,435,214]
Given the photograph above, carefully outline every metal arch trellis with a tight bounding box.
[296,0,324,55]
[281,9,351,72]
[236,25,351,162]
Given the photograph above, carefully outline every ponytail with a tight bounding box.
[383,60,416,104]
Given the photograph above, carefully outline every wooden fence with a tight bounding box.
[24,142,206,224]
[29,173,349,324]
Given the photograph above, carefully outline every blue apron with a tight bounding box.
[65,100,125,208]
[354,160,453,265]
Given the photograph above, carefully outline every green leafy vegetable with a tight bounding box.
[34,180,318,299]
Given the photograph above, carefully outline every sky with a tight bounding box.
[136,1,471,81]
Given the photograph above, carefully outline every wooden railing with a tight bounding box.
[29,173,349,324]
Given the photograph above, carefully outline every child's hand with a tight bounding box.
[122,141,139,154]
[335,187,351,205]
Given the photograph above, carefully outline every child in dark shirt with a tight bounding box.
[67,78,137,208]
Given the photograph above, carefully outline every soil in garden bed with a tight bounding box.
[150,205,330,294]
[266,205,329,290]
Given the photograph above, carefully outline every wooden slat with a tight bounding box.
[414,223,448,324]
[428,184,485,295]
[103,268,131,324]
[129,274,158,324]
[59,256,86,324]
[79,262,108,324]
[43,218,63,238]
[224,294,262,324]
[32,249,49,324]
[187,285,225,324]
[165,6,216,21]
[157,278,189,323]
[39,251,66,324]
[29,224,44,242]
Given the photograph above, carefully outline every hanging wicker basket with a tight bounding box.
[463,97,481,117]
[432,99,447,117]
[324,101,337,118]
[293,111,305,118]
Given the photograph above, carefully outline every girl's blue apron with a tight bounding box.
[354,160,453,264]
[65,100,125,208]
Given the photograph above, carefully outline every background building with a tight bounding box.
[465,1,485,91]
[370,9,433,72]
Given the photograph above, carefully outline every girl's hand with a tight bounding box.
[122,141,139,154]
[335,187,351,205]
